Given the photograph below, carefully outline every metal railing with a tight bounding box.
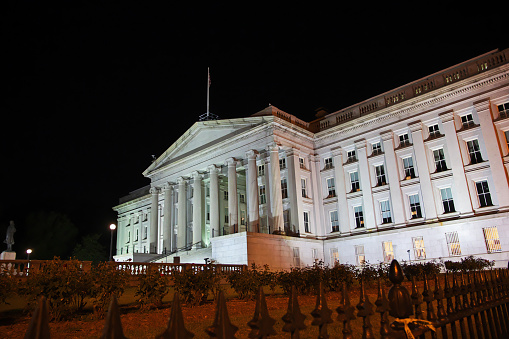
[21,259,509,338]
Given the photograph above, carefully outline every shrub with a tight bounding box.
[172,265,221,306]
[0,274,17,305]
[226,263,276,300]
[19,257,92,320]
[89,262,129,318]
[134,267,170,310]
[401,260,442,280]
[324,262,356,291]
[444,255,495,273]
[354,262,388,285]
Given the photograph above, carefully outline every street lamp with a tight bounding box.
[109,224,117,261]
[26,249,32,261]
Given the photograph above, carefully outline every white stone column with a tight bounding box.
[192,171,203,247]
[332,147,350,233]
[246,150,259,232]
[268,143,284,232]
[162,183,173,253]
[380,131,406,225]
[475,99,509,208]
[439,111,473,214]
[356,140,376,229]
[408,121,438,219]
[286,148,303,234]
[225,158,239,233]
[176,177,187,249]
[208,165,220,238]
[149,187,160,254]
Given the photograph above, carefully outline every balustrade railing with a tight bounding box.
[20,259,509,338]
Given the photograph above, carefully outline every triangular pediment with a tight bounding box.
[143,116,270,176]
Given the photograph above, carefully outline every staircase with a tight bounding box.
[149,245,212,264]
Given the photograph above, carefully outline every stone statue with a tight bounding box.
[4,220,16,252]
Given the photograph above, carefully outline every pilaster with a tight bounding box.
[149,187,160,254]
[245,150,260,232]
[225,157,239,233]
[331,147,350,233]
[355,139,376,230]
[192,171,204,247]
[267,142,284,232]
[176,177,187,249]
[208,165,220,238]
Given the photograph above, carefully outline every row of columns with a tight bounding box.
[147,143,287,254]
[331,99,509,231]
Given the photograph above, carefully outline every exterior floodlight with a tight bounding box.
[26,249,32,261]
[109,224,117,261]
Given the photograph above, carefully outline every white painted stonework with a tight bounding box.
[114,49,509,269]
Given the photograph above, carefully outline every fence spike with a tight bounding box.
[337,282,356,339]
[100,295,128,339]
[311,281,333,338]
[247,287,276,338]
[282,286,306,338]
[156,292,194,339]
[433,274,447,321]
[205,290,238,338]
[24,296,51,339]
[422,274,436,322]
[356,279,375,339]
[374,278,390,338]
[387,259,412,319]
[411,276,424,320]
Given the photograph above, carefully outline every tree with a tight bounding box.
[24,210,78,259]
[72,233,107,264]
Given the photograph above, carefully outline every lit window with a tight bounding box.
[382,241,394,263]
[403,157,416,179]
[409,194,422,219]
[433,148,447,172]
[354,206,364,228]
[440,188,455,213]
[281,178,288,199]
[467,139,483,164]
[375,164,386,186]
[259,185,266,204]
[483,226,502,253]
[330,210,339,232]
[445,231,461,256]
[303,211,310,233]
[350,171,360,192]
[324,157,333,169]
[355,245,365,265]
[293,247,301,267]
[380,200,392,224]
[461,114,475,129]
[326,178,336,198]
[399,134,411,147]
[330,248,339,265]
[412,236,426,259]
[476,180,493,207]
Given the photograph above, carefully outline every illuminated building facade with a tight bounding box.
[113,48,509,269]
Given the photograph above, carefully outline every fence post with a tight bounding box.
[101,295,127,339]
[156,292,194,338]
[282,286,306,338]
[310,281,332,338]
[247,287,276,338]
[205,290,238,338]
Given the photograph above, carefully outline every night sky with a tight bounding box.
[2,2,506,258]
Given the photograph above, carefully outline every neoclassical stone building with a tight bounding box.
[113,48,509,270]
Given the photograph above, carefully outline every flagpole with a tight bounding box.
[207,67,210,114]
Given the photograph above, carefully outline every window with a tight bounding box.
[498,102,509,119]
[350,171,360,192]
[375,164,387,186]
[433,148,447,172]
[326,178,336,198]
[240,210,246,226]
[403,157,416,179]
[312,248,319,263]
[382,241,394,263]
[281,178,288,199]
[330,210,339,232]
[354,206,364,228]
[347,150,357,163]
[324,157,333,169]
[399,133,411,147]
[303,211,310,232]
[483,226,502,253]
[461,114,475,129]
[301,178,307,198]
[428,124,441,138]
[476,180,493,207]
[409,194,422,219]
[258,164,265,176]
[224,191,228,200]
[445,231,461,256]
[224,207,229,223]
[239,193,245,203]
[505,131,509,150]
[467,139,483,164]
[412,236,426,259]
[380,200,392,224]
[135,229,139,241]
[279,158,286,170]
[355,245,365,265]
[299,157,305,169]
[259,185,266,204]
[330,248,339,265]
[440,188,455,213]
[127,231,130,243]
[372,142,382,155]
[293,247,301,267]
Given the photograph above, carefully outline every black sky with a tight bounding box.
[2,2,506,257]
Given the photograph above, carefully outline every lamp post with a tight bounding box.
[109,224,117,261]
[26,249,32,261]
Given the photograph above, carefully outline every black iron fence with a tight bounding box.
[23,259,509,338]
